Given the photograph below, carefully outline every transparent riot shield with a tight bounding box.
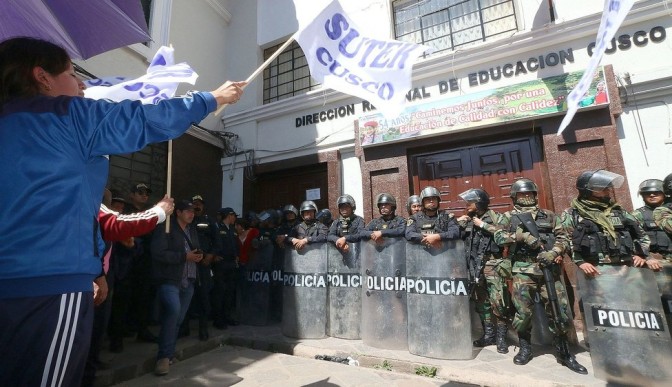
[237,240,273,326]
[281,243,328,339]
[361,237,407,350]
[326,242,362,339]
[406,239,472,359]
[578,266,672,386]
[654,260,672,334]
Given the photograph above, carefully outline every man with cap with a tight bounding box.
[150,199,203,376]
[126,183,152,213]
[212,207,240,329]
[182,195,221,340]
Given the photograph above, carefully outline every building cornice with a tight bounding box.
[222,0,667,128]
[204,0,232,24]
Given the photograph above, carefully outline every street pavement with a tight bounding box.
[96,321,607,387]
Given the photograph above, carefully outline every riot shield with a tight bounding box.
[578,266,672,386]
[654,260,672,333]
[361,237,407,350]
[406,239,472,359]
[237,240,273,326]
[281,242,328,339]
[326,242,362,339]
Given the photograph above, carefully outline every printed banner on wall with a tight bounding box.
[358,68,608,147]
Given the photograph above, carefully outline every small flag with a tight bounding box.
[295,0,431,118]
[557,0,635,135]
[84,46,198,104]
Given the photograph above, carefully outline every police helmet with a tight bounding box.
[638,179,664,195]
[282,204,299,217]
[257,209,276,223]
[406,195,421,213]
[509,179,538,198]
[420,186,441,202]
[664,173,672,197]
[459,188,490,210]
[337,194,356,210]
[316,208,333,224]
[300,200,318,213]
[576,169,624,196]
[376,193,396,209]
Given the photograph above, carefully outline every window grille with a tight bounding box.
[262,41,321,104]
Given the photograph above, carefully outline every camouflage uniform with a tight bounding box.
[634,204,672,261]
[495,207,570,336]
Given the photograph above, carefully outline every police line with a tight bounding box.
[246,269,469,296]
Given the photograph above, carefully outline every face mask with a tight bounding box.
[516,196,537,206]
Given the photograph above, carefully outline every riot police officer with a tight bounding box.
[287,201,328,250]
[562,170,660,274]
[406,195,422,217]
[361,193,406,241]
[276,204,299,248]
[633,179,672,261]
[456,188,509,353]
[328,194,365,252]
[405,186,459,247]
[316,208,334,228]
[495,179,586,374]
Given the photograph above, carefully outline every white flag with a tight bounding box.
[84,46,198,104]
[557,0,634,135]
[295,0,431,118]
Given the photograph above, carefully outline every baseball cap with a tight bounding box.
[217,207,238,217]
[175,199,194,211]
[131,183,152,194]
[111,196,127,205]
[192,195,205,203]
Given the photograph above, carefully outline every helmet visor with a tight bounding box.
[586,170,625,192]
[458,189,479,203]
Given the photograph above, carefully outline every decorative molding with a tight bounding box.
[205,0,232,24]
[187,126,226,148]
[128,0,173,62]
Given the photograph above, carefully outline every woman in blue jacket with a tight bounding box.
[0,37,244,386]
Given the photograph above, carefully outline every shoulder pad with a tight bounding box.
[407,218,414,226]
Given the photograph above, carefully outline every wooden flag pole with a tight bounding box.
[165,139,173,233]
[213,32,298,116]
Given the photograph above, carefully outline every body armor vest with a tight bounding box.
[571,209,636,263]
[636,206,671,254]
[337,216,353,236]
[465,212,500,259]
[508,210,556,257]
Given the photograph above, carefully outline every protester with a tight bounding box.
[150,200,203,376]
[0,37,244,386]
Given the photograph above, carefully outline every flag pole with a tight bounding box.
[165,139,173,233]
[213,32,298,116]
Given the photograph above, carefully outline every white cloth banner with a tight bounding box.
[295,0,431,118]
[84,46,198,104]
[557,0,634,135]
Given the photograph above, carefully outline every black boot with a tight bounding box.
[554,336,588,374]
[513,332,532,365]
[496,322,509,354]
[198,319,209,341]
[473,322,496,347]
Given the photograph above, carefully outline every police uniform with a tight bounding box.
[328,215,366,243]
[634,204,672,260]
[361,215,406,238]
[405,211,460,242]
[191,214,221,339]
[288,220,328,244]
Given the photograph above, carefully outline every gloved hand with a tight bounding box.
[515,230,541,249]
[537,251,557,268]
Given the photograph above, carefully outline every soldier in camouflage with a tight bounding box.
[456,188,510,353]
[633,179,672,261]
[561,170,659,275]
[495,179,587,374]
[405,186,459,247]
[360,193,406,242]
[653,173,672,243]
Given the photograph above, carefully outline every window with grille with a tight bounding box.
[262,41,321,104]
[393,0,518,55]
